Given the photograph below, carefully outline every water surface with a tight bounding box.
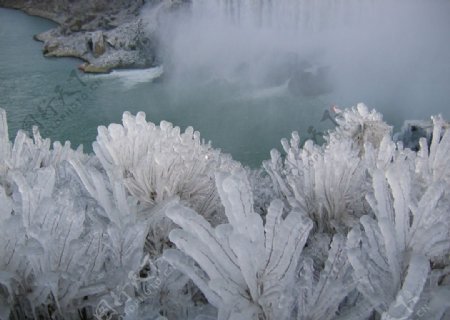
[1,5,450,167]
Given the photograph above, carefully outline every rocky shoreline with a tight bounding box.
[0,0,182,73]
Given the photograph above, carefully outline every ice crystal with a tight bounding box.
[329,103,392,151]
[264,118,369,233]
[0,108,234,319]
[348,116,450,319]
[164,169,313,320]
[93,111,238,222]
[0,105,449,320]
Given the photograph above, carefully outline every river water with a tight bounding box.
[1,5,450,167]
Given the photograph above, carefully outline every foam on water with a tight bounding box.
[94,66,164,89]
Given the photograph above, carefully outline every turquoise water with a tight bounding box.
[1,6,450,167]
[0,8,332,166]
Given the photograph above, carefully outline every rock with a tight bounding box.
[78,63,110,74]
[105,19,142,51]
[0,0,157,73]
[394,119,449,151]
[39,29,89,58]
[78,48,152,74]
[30,17,154,73]
[91,31,105,57]
[0,0,146,27]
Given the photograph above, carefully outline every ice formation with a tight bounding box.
[165,170,313,319]
[0,104,449,320]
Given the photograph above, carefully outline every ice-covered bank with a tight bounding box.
[0,104,449,320]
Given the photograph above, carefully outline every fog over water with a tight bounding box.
[1,1,450,166]
[155,0,450,124]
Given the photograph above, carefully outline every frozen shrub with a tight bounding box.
[164,169,313,320]
[263,104,398,234]
[0,109,99,319]
[348,122,450,319]
[0,108,226,319]
[328,103,392,152]
[0,110,87,177]
[264,129,369,234]
[1,106,449,320]
[414,115,450,187]
[93,111,238,224]
[89,112,241,316]
[292,234,365,320]
[163,169,378,320]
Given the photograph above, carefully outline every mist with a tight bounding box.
[138,0,450,164]
[152,0,449,106]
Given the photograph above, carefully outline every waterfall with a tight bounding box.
[190,0,376,32]
[161,0,379,87]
